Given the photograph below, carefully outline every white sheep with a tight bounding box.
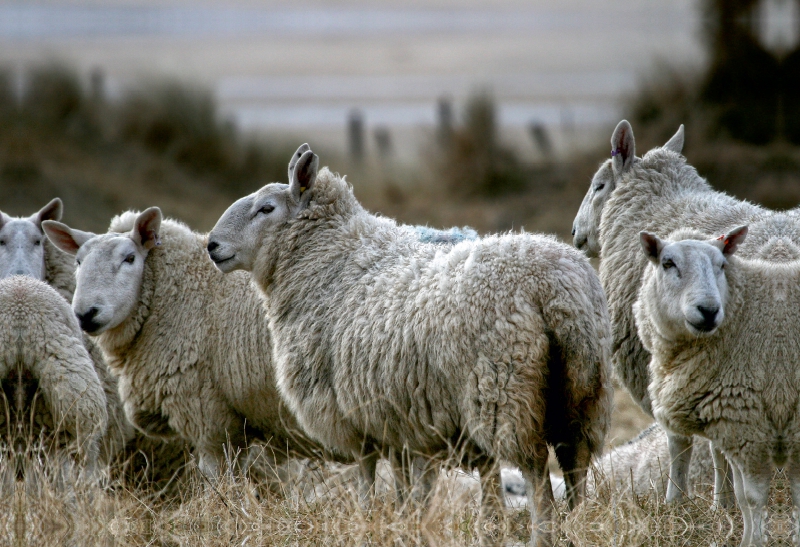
[206,145,614,544]
[570,120,798,508]
[593,423,716,499]
[43,208,350,485]
[0,198,75,301]
[0,276,108,478]
[0,201,188,492]
[634,227,800,547]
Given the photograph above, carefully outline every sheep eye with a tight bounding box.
[258,204,275,215]
[662,259,675,270]
[0,241,5,246]
[594,183,605,193]
[124,254,135,264]
[76,259,81,266]
[34,240,41,246]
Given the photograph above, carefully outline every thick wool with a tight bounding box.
[0,276,107,470]
[249,168,613,511]
[96,214,334,474]
[634,235,800,544]
[597,147,795,416]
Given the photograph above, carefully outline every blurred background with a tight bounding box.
[0,0,799,446]
[1,0,799,234]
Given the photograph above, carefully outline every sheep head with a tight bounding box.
[208,143,319,274]
[0,198,62,281]
[637,225,747,340]
[43,207,162,334]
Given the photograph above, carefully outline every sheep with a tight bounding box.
[0,276,108,479]
[569,120,800,508]
[0,198,75,301]
[633,226,800,547]
[42,208,353,488]
[206,144,614,545]
[592,423,716,498]
[0,201,188,493]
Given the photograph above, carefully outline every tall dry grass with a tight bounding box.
[4,439,797,546]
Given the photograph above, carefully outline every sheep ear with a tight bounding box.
[639,231,664,264]
[42,220,94,255]
[717,225,748,257]
[290,149,319,206]
[663,124,684,154]
[131,207,162,251]
[611,120,635,176]
[288,143,311,183]
[32,197,63,228]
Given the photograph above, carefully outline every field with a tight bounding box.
[1,65,799,546]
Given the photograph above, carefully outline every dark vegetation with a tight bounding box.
[1,0,800,237]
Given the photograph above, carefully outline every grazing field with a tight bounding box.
[1,66,799,546]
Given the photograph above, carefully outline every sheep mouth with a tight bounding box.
[685,320,718,335]
[210,254,235,265]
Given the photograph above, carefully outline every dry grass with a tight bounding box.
[1,431,796,547]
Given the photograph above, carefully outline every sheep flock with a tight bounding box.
[0,122,796,547]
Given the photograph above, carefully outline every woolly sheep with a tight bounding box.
[43,208,353,485]
[0,201,188,491]
[594,424,716,499]
[569,120,799,507]
[0,276,107,478]
[634,227,800,547]
[207,144,614,544]
[0,199,75,301]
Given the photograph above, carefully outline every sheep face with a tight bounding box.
[0,198,62,281]
[638,226,747,340]
[572,122,684,258]
[43,208,162,334]
[573,159,615,258]
[208,144,319,274]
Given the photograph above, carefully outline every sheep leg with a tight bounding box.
[357,450,379,507]
[414,456,438,503]
[555,440,591,510]
[390,450,437,507]
[790,467,800,547]
[710,444,735,510]
[732,463,753,546]
[665,432,693,503]
[389,448,411,507]
[732,461,771,547]
[196,448,221,480]
[521,446,555,547]
[476,457,504,547]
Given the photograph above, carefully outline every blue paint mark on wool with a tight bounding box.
[413,225,478,244]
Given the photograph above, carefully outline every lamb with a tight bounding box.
[633,227,800,546]
[593,423,716,498]
[43,208,350,485]
[0,198,75,301]
[0,276,108,479]
[569,120,800,507]
[206,144,614,545]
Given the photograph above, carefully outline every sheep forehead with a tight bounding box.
[591,159,614,187]
[0,218,42,241]
[77,233,137,266]
[254,183,290,203]
[662,240,723,270]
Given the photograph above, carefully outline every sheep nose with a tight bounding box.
[76,307,100,332]
[571,226,576,236]
[697,305,719,328]
[207,241,219,253]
